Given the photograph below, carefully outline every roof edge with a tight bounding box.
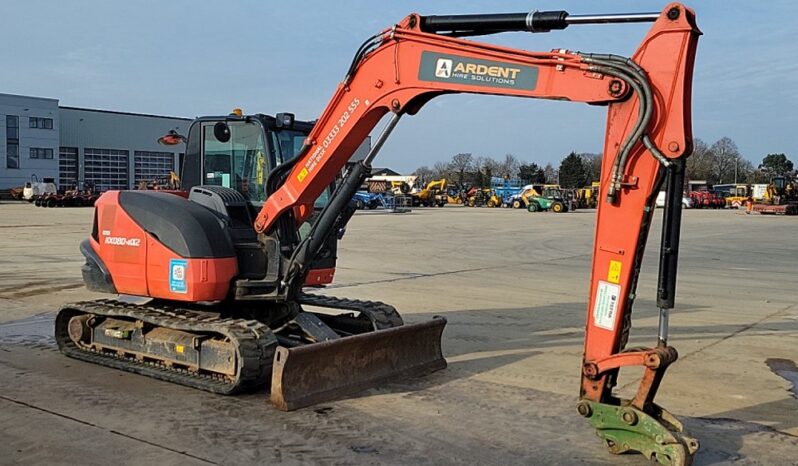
[59,105,192,121]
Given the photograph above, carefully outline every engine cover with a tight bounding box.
[84,191,238,302]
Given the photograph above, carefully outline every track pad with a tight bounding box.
[271,317,446,410]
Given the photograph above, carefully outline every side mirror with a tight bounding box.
[214,122,231,143]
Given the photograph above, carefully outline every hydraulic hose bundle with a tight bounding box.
[578,53,671,203]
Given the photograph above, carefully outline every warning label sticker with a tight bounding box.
[607,260,622,284]
[297,167,309,183]
[593,281,621,331]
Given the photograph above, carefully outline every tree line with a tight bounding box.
[687,138,793,185]
[411,137,793,189]
[413,151,604,188]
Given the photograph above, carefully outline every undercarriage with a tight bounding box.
[56,294,446,408]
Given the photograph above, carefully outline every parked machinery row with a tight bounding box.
[32,188,100,208]
[15,172,183,209]
[459,183,573,213]
[699,177,798,214]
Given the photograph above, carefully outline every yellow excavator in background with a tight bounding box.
[411,179,448,207]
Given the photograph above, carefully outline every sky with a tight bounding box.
[1,1,796,173]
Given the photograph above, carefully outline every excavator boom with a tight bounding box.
[256,4,700,464]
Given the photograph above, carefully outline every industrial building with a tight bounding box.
[0,93,190,191]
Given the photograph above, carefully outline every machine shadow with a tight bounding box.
[342,349,542,403]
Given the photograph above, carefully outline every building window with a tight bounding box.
[30,147,54,159]
[84,148,129,191]
[59,147,79,190]
[6,115,18,141]
[29,117,54,129]
[6,116,18,169]
[134,151,175,186]
[6,143,18,169]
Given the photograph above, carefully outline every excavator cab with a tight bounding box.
[181,112,313,202]
[178,112,340,289]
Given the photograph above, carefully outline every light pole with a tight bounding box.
[734,156,738,184]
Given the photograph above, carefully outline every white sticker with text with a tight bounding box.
[593,281,621,331]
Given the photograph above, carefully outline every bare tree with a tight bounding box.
[482,157,502,179]
[543,163,559,184]
[412,165,433,185]
[579,153,602,182]
[735,159,755,183]
[686,138,713,182]
[499,153,521,179]
[431,161,451,181]
[449,153,473,187]
[471,156,501,187]
[709,137,741,184]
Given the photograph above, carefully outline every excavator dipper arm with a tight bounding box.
[258,4,700,464]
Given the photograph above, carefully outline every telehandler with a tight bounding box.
[57,4,700,464]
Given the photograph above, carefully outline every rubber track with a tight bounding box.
[55,295,403,395]
[55,299,276,394]
[297,292,404,329]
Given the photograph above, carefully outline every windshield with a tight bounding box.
[201,121,325,210]
[203,122,268,203]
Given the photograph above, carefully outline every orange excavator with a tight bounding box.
[56,4,699,464]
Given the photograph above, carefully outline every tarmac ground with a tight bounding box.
[0,201,797,465]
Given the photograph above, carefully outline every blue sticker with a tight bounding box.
[169,259,188,294]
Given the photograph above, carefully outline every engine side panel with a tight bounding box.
[90,191,238,301]
[145,236,237,301]
[95,192,149,296]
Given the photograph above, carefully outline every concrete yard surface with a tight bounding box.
[0,202,797,465]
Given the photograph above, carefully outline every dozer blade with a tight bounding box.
[271,317,446,410]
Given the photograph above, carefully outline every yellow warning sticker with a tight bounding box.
[297,167,309,183]
[175,344,184,354]
[608,260,622,284]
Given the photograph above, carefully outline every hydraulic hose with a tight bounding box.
[579,53,669,202]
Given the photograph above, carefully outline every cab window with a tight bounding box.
[203,122,269,203]
[270,129,306,165]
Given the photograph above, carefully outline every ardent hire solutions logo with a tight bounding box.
[435,58,452,78]
[420,52,539,90]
